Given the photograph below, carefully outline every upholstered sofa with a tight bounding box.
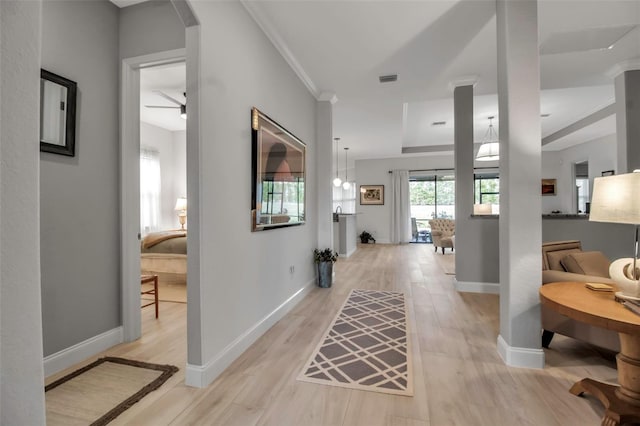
[429,219,454,254]
[541,240,619,351]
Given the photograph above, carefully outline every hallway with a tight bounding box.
[46,244,613,425]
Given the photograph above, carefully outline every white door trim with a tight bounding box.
[120,48,186,342]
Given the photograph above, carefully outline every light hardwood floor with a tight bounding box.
[46,243,616,425]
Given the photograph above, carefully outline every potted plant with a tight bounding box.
[359,231,376,244]
[313,248,338,288]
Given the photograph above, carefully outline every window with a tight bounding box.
[333,183,356,213]
[474,172,499,213]
[140,147,161,235]
[409,174,455,226]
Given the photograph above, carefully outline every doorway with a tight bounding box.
[121,48,188,342]
[139,62,187,329]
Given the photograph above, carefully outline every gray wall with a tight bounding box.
[187,1,317,369]
[40,0,120,356]
[542,218,633,261]
[119,0,185,60]
[1,1,47,423]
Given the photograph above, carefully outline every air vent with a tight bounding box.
[379,74,398,83]
[431,121,446,126]
[541,113,551,118]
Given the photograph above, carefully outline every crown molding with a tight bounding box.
[448,75,479,92]
[606,58,640,80]
[318,92,338,104]
[241,1,319,99]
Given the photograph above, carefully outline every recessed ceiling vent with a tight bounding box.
[379,74,398,83]
[431,121,447,126]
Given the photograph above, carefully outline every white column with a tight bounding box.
[1,0,47,423]
[316,93,337,249]
[615,69,640,173]
[496,0,544,369]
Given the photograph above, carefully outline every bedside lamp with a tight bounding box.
[590,172,640,300]
[174,197,187,230]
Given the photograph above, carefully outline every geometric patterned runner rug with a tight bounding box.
[45,357,178,426]
[297,289,413,396]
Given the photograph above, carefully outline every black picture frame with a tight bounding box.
[601,170,615,177]
[251,107,306,231]
[40,69,77,157]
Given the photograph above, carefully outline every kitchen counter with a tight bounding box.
[332,214,357,258]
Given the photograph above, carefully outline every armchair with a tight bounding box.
[428,219,455,254]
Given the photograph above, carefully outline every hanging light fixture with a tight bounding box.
[476,116,500,161]
[342,147,351,190]
[332,138,342,187]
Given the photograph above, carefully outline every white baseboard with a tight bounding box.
[44,326,123,377]
[185,279,315,388]
[342,246,357,258]
[453,278,500,294]
[497,334,545,369]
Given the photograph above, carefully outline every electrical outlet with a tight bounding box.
[289,265,295,274]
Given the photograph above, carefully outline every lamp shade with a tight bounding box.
[475,142,499,161]
[473,203,493,215]
[589,173,640,224]
[174,197,187,211]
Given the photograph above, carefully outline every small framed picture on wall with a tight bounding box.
[541,179,557,196]
[360,185,384,205]
[601,170,615,177]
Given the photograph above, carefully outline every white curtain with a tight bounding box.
[140,147,161,235]
[390,170,411,244]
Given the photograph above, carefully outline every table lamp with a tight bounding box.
[589,172,640,300]
[174,197,187,230]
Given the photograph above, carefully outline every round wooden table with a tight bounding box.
[540,282,640,426]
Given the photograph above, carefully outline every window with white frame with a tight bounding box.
[140,147,161,235]
[333,183,356,213]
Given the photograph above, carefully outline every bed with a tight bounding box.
[141,230,187,276]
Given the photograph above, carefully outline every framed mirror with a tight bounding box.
[40,69,77,156]
[251,107,306,231]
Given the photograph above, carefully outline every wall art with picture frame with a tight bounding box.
[541,178,557,196]
[250,107,306,231]
[360,185,384,205]
[601,170,615,177]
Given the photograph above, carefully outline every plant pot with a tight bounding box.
[316,261,333,288]
[360,238,369,244]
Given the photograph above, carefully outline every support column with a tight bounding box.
[453,84,475,280]
[1,0,47,423]
[615,69,640,173]
[316,93,337,249]
[496,0,544,368]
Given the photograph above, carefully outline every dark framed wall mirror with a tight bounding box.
[40,69,77,156]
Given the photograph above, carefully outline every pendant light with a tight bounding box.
[332,138,342,187]
[476,116,500,161]
[342,147,351,190]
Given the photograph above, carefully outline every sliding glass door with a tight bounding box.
[409,174,455,243]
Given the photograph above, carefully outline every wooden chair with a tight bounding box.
[141,274,159,318]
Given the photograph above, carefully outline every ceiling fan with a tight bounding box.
[145,90,186,119]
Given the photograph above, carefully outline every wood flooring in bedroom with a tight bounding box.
[46,243,615,425]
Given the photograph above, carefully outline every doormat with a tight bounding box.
[298,289,413,396]
[45,357,178,425]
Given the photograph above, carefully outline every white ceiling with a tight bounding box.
[120,0,640,162]
[244,0,640,162]
[140,62,186,132]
